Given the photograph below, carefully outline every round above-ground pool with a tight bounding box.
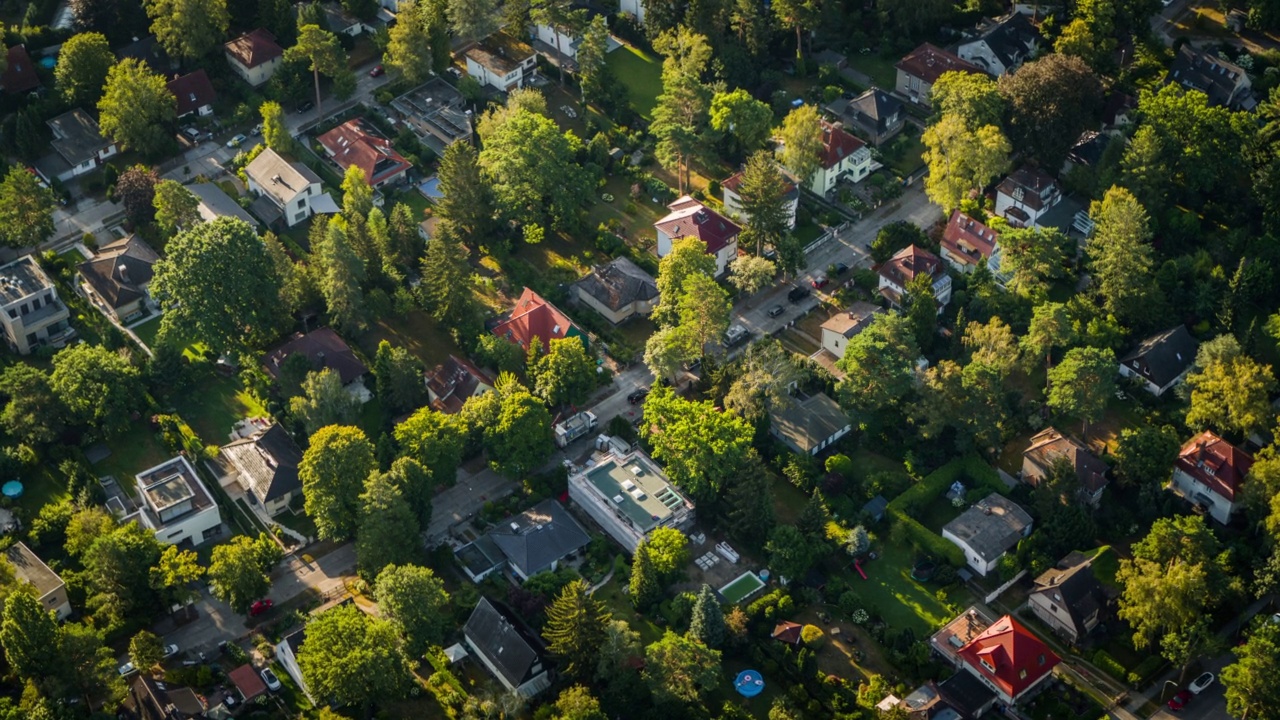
[1,480,23,499]
[911,559,937,582]
[734,670,765,698]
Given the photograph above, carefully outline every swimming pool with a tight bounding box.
[418,176,443,201]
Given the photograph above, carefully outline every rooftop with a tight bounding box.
[426,355,495,414]
[581,451,691,534]
[2,45,42,94]
[166,70,216,116]
[769,392,850,454]
[245,148,322,207]
[878,244,944,286]
[1176,430,1252,503]
[1024,427,1109,496]
[895,43,984,85]
[820,301,882,339]
[135,456,215,528]
[224,28,284,69]
[573,256,659,313]
[1120,325,1199,389]
[264,327,368,385]
[957,614,1060,700]
[942,210,999,266]
[819,121,867,170]
[492,287,584,355]
[227,663,268,701]
[1167,45,1253,110]
[465,32,536,75]
[486,499,591,578]
[1031,553,1107,639]
[931,605,997,666]
[654,196,741,255]
[0,255,56,304]
[464,597,547,689]
[317,118,412,186]
[4,542,63,598]
[77,235,159,310]
[221,423,303,504]
[390,78,473,148]
[943,493,1032,563]
[188,181,260,227]
[996,166,1060,212]
[47,108,112,167]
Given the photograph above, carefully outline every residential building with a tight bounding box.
[4,542,71,620]
[2,45,42,94]
[941,493,1033,577]
[1102,91,1138,136]
[772,621,804,645]
[188,181,260,227]
[0,255,74,355]
[573,256,659,324]
[808,121,872,195]
[244,148,330,228]
[227,664,267,703]
[425,355,495,414]
[957,13,1043,77]
[1028,552,1109,644]
[534,23,581,61]
[956,615,1060,706]
[568,448,695,551]
[275,629,311,703]
[457,500,590,582]
[1061,130,1113,175]
[132,456,223,546]
[940,210,1003,278]
[825,87,905,146]
[492,287,588,355]
[1170,430,1253,525]
[994,166,1062,229]
[820,301,883,358]
[895,43,985,106]
[1118,325,1199,397]
[321,2,367,36]
[317,118,412,188]
[221,424,303,517]
[76,235,159,323]
[464,32,537,91]
[1022,427,1109,506]
[877,244,952,313]
[224,29,284,87]
[118,36,176,75]
[1166,45,1255,111]
[937,671,998,719]
[390,78,473,154]
[121,675,207,720]
[619,0,645,23]
[768,392,853,456]
[263,327,369,389]
[42,108,117,181]
[931,605,998,668]
[720,170,799,229]
[654,196,741,277]
[463,598,552,697]
[166,70,216,118]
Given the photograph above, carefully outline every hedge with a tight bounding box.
[1130,655,1166,686]
[1092,650,1127,683]
[887,456,1007,516]
[890,513,966,567]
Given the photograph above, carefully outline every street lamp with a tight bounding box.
[1162,680,1179,701]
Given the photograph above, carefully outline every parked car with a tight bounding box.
[117,662,136,676]
[767,304,785,318]
[182,127,200,141]
[1167,690,1193,711]
[834,262,849,276]
[297,100,314,113]
[225,133,247,148]
[811,273,829,289]
[162,644,179,659]
[261,668,282,692]
[250,123,263,136]
[627,388,649,404]
[369,64,385,77]
[787,286,811,303]
[249,599,274,616]
[1189,672,1215,695]
[723,324,749,347]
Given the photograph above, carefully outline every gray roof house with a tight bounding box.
[4,542,71,620]
[768,392,852,456]
[826,88,905,146]
[188,181,260,228]
[274,628,311,703]
[221,424,303,517]
[458,499,590,582]
[573,256,659,324]
[1028,553,1109,644]
[957,13,1043,76]
[76,235,159,324]
[39,108,118,182]
[1166,45,1255,111]
[1119,325,1199,397]
[941,493,1033,577]
[463,597,552,697]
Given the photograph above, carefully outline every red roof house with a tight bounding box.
[227,663,267,702]
[2,45,42,94]
[940,210,1000,274]
[167,70,217,118]
[317,118,413,188]
[772,621,803,645]
[807,121,872,195]
[877,244,952,311]
[956,615,1060,705]
[895,44,985,106]
[224,29,284,87]
[1170,430,1253,524]
[654,196,741,276]
[819,121,866,172]
[492,287,587,355]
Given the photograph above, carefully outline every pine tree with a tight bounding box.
[723,461,775,549]
[314,217,367,333]
[419,220,475,338]
[688,584,726,648]
[542,578,610,679]
[435,141,493,246]
[796,492,829,540]
[629,542,661,611]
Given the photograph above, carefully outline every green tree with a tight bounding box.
[543,578,611,679]
[654,236,716,326]
[1047,346,1116,435]
[393,406,465,486]
[1021,301,1076,374]
[641,385,753,500]
[629,541,662,610]
[312,218,367,334]
[650,28,711,192]
[341,165,373,220]
[643,630,721,707]
[576,14,613,106]
[374,564,450,658]
[0,589,60,681]
[734,149,791,258]
[379,457,434,529]
[128,630,163,674]
[998,226,1066,301]
[1221,619,1280,720]
[997,54,1103,169]
[870,220,929,265]
[81,522,163,630]
[677,273,731,355]
[145,0,229,59]
[922,113,1012,212]
[447,0,499,41]
[484,379,553,477]
[688,584,726,648]
[766,524,822,580]
[434,132,493,245]
[50,344,143,438]
[419,221,476,336]
[0,165,55,248]
[149,545,204,610]
[288,25,350,119]
[1086,186,1160,328]
[835,313,920,419]
[1114,424,1181,489]
[300,425,377,541]
[962,317,1020,378]
[56,622,120,706]
[771,0,820,65]
[297,604,414,713]
[644,325,698,383]
[384,1,433,83]
[531,337,596,408]
[709,89,773,157]
[1184,336,1277,439]
[208,534,281,613]
[777,104,823,186]
[66,506,117,559]
[552,685,607,720]
[930,71,1004,129]
[55,32,114,105]
[260,100,294,154]
[373,341,425,415]
[152,180,201,236]
[478,105,591,230]
[903,273,937,353]
[646,526,690,579]
[727,256,777,297]
[0,364,64,446]
[357,472,420,579]
[723,459,775,548]
[289,368,361,436]
[97,58,176,154]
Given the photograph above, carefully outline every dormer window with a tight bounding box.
[980,658,995,673]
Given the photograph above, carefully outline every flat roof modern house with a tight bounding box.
[568,449,694,551]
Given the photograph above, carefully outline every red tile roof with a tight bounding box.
[492,287,583,355]
[227,664,267,702]
[878,244,944,287]
[957,615,1059,701]
[1176,430,1253,502]
[263,328,368,385]
[996,166,1060,212]
[654,196,741,255]
[167,70,216,116]
[942,210,999,266]
[895,43,985,86]
[426,355,494,414]
[2,45,41,94]
[224,29,283,69]
[318,119,412,186]
[772,621,803,645]
[819,121,866,171]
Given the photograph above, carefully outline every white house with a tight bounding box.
[1118,325,1200,397]
[0,255,74,355]
[939,210,1004,280]
[941,493,1032,577]
[223,29,284,88]
[464,598,552,697]
[768,392,853,456]
[721,170,799,230]
[534,23,580,60]
[619,0,645,23]
[464,32,537,91]
[654,196,741,277]
[131,456,223,547]
[5,542,72,620]
[820,301,883,359]
[807,121,872,196]
[1169,431,1252,525]
[245,148,328,228]
[994,167,1062,229]
[568,449,695,552]
[43,108,117,181]
[877,244,951,313]
[957,13,1043,77]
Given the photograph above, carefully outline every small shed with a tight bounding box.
[772,620,803,645]
[862,494,888,522]
[227,664,267,703]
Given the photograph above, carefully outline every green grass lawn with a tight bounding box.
[172,373,269,445]
[594,574,664,646]
[851,540,974,636]
[1081,545,1120,589]
[92,422,172,484]
[17,465,71,516]
[605,44,663,119]
[130,317,162,351]
[885,134,926,177]
[845,54,900,89]
[358,309,464,370]
[586,174,669,248]
[917,495,965,534]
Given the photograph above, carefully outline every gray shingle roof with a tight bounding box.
[943,493,1032,563]
[76,235,158,310]
[47,109,112,167]
[971,13,1042,71]
[486,499,590,578]
[221,424,302,503]
[1167,45,1253,110]
[464,598,546,689]
[1031,556,1106,639]
[573,256,658,313]
[1120,325,1199,390]
[769,392,850,454]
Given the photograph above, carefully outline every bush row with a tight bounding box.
[888,513,966,567]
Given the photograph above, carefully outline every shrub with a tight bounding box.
[888,514,966,567]
[800,624,824,644]
[1092,650,1126,682]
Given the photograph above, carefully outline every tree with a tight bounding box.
[57,622,120,706]
[419,221,476,335]
[923,113,1012,212]
[654,236,717,326]
[297,604,414,713]
[0,165,55,248]
[145,0,228,59]
[393,407,465,487]
[484,380,553,477]
[777,104,823,185]
[373,341,425,415]
[81,522,163,629]
[998,227,1066,301]
[553,686,606,720]
[1184,336,1277,439]
[312,218,366,333]
[835,312,920,419]
[478,106,591,230]
[115,164,158,225]
[289,369,361,436]
[434,128,492,245]
[688,584,726,648]
[766,525,822,581]
[152,218,282,355]
[149,545,204,610]
[66,506,116,558]
[1086,186,1160,327]
[576,15,612,106]
[772,0,820,66]
[531,0,586,84]
[384,1,433,83]
[260,101,294,154]
[643,630,721,707]
[650,28,711,193]
[97,58,176,154]
[1114,424,1181,489]
[0,364,65,446]
[728,256,776,297]
[930,71,1004,129]
[723,459,775,548]
[645,325,698,384]
[1221,619,1280,720]
[709,89,773,157]
[56,32,114,105]
[543,578,610,679]
[997,54,1103,169]
[677,273,731,355]
[903,273,938,353]
[724,340,800,420]
[1,590,60,681]
[447,0,499,41]
[152,180,201,236]
[642,385,753,500]
[1047,347,1116,435]
[1021,301,1075,374]
[287,25,349,119]
[50,344,143,437]
[734,149,791,258]
[374,564,450,658]
[646,526,690,579]
[629,541,662,609]
[357,472,420,579]
[129,631,163,674]
[208,534,281,613]
[870,221,929,265]
[300,425,377,541]
[532,337,596,408]
[962,317,1020,378]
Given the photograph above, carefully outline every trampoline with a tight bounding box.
[911,560,937,582]
[734,670,765,698]
[2,481,23,499]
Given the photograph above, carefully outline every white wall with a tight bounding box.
[1170,468,1235,524]
[941,527,1000,577]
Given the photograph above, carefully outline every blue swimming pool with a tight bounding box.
[418,176,443,201]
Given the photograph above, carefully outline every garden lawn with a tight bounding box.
[17,465,71,516]
[885,135,926,177]
[605,44,663,119]
[92,422,172,485]
[586,174,669,247]
[594,574,664,645]
[851,540,974,636]
[131,317,163,351]
[359,309,464,370]
[173,374,270,445]
[845,54,900,89]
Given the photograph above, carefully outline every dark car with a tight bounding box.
[249,599,274,616]
[627,388,649,404]
[1168,690,1193,712]
[835,262,849,275]
[767,304,785,318]
[296,100,315,114]
[787,286,811,303]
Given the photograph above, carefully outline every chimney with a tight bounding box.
[117,263,130,284]
[1196,441,1207,467]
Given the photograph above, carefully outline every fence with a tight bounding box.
[803,221,852,256]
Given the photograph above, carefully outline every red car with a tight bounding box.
[249,599,274,616]
[1168,690,1193,711]
[811,273,829,289]
[369,64,385,77]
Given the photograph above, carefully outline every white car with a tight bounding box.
[1189,671,1215,695]
[226,133,247,148]
[162,644,179,659]
[261,667,282,692]
[117,661,136,676]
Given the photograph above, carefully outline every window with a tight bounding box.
[202,526,221,541]
[31,297,39,310]
[980,658,995,673]
[294,211,307,222]
[19,303,27,315]
[7,309,15,319]
[1019,669,1027,679]
[295,198,306,209]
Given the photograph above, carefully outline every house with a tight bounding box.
[459,499,591,582]
[573,256,659,324]
[166,70,216,118]
[464,32,537,91]
[130,456,223,546]
[654,196,741,277]
[956,615,1060,706]
[275,629,311,703]
[1022,427,1109,506]
[825,87,905,146]
[224,29,284,87]
[1102,91,1137,136]
[121,675,208,720]
[862,495,888,523]
[957,13,1043,77]
[118,36,176,75]
[492,287,588,355]
[221,424,303,517]
[772,621,804,645]
[931,605,998,668]
[188,181,260,227]
[1028,553,1109,644]
[418,216,440,243]
[1166,45,1255,111]
[463,598,552,697]
[0,255,75,355]
[941,493,1033,577]
[820,301,883,358]
[896,681,968,719]
[1,45,42,94]
[317,118,413,189]
[937,671,998,718]
[1061,130,1113,175]
[245,148,331,228]
[390,78,473,154]
[227,664,267,703]
[4,542,71,620]
[940,210,1002,278]
[1118,325,1199,397]
[425,355,495,414]
[808,121,872,196]
[76,235,159,324]
[534,23,581,61]
[877,244,952,313]
[619,0,645,23]
[321,2,367,36]
[1169,430,1253,525]
[895,43,985,106]
[994,166,1062,229]
[263,327,370,389]
[42,108,118,181]
[568,448,695,551]
[720,170,799,229]
[768,392,853,456]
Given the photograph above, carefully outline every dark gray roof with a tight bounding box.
[221,424,302,503]
[862,494,889,521]
[843,88,903,135]
[457,535,505,578]
[574,256,658,313]
[464,598,546,689]
[769,392,850,454]
[283,627,305,657]
[1031,556,1106,639]
[77,235,159,310]
[938,670,997,718]
[47,109,112,167]
[189,182,260,227]
[943,493,1032,563]
[4,542,63,598]
[1066,131,1111,168]
[1167,45,1254,110]
[970,13,1042,71]
[1120,325,1199,389]
[486,499,590,578]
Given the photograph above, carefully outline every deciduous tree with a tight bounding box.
[1086,186,1160,328]
[654,237,716,326]
[641,385,753,500]
[531,337,596,408]
[771,0,820,66]
[384,1,433,83]
[115,164,158,225]
[149,545,204,610]
[208,534,280,613]
[478,103,591,230]
[643,630,721,707]
[777,104,823,186]
[0,364,64,446]
[1221,617,1280,720]
[0,165,55,248]
[727,255,776,297]
[50,344,143,438]
[152,180,201,236]
[447,0,499,41]
[1184,335,1277,439]
[299,425,377,541]
[930,71,1004,129]
[645,526,690,579]
[374,564,450,658]
[97,58,176,154]
[1114,424,1181,489]
[128,631,163,674]
[923,113,1011,212]
[835,313,920,420]
[709,89,773,158]
[552,685,607,720]
[1022,301,1076,376]
[0,589,60,681]
[870,221,929,265]
[998,54,1103,169]
[356,472,420,579]
[297,604,414,713]
[394,406,466,486]
[145,0,229,60]
[1047,346,1116,435]
[484,378,553,477]
[55,32,114,105]
[289,368,361,436]
[260,101,294,154]
[677,273,731,355]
